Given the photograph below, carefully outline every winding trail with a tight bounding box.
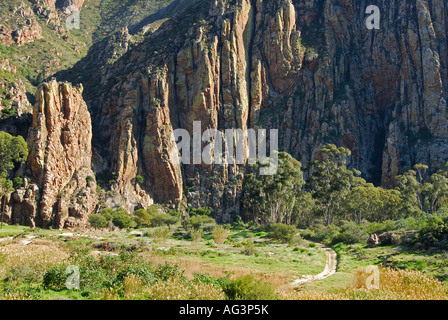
[291,243,338,286]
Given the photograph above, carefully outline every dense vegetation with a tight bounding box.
[0,131,28,196]
[241,144,448,248]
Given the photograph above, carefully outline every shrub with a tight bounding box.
[190,229,203,243]
[268,223,297,243]
[336,221,368,245]
[88,214,108,229]
[222,275,276,300]
[154,263,185,281]
[241,241,257,256]
[43,266,68,291]
[146,205,161,216]
[12,177,23,189]
[186,215,215,231]
[133,209,152,227]
[149,228,172,240]
[188,207,213,216]
[301,222,340,245]
[86,176,95,183]
[193,273,231,289]
[365,220,397,235]
[102,208,136,229]
[143,277,225,300]
[212,225,229,245]
[135,175,144,185]
[114,266,155,286]
[5,265,41,283]
[151,214,179,229]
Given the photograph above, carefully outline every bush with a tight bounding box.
[12,177,23,189]
[148,228,172,240]
[301,222,340,245]
[193,273,231,289]
[212,225,229,245]
[190,229,203,243]
[88,214,108,229]
[336,221,368,245]
[133,209,152,227]
[154,263,185,281]
[43,266,68,291]
[188,207,213,216]
[146,205,161,216]
[268,223,297,243]
[100,208,136,229]
[86,176,95,183]
[135,175,144,185]
[186,215,215,231]
[222,275,276,300]
[114,266,155,286]
[113,208,136,229]
[5,265,41,283]
[365,220,397,235]
[151,214,179,229]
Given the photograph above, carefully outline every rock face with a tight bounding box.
[26,80,97,228]
[0,20,42,47]
[13,19,43,46]
[367,234,379,247]
[8,183,40,228]
[56,0,448,220]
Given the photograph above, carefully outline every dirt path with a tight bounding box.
[291,243,338,286]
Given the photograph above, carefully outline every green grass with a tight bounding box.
[140,226,328,280]
[3,221,448,299]
[0,225,31,238]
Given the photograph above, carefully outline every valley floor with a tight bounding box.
[0,224,447,300]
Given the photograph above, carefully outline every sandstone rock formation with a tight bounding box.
[8,183,40,228]
[13,19,43,46]
[56,0,448,220]
[0,25,14,46]
[0,19,42,47]
[26,80,97,228]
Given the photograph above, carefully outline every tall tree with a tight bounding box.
[0,131,28,187]
[0,131,28,228]
[305,144,361,225]
[242,152,306,225]
[397,163,448,214]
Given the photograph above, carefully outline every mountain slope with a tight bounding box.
[60,0,448,221]
[3,0,448,227]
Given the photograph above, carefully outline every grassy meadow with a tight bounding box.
[1,220,448,300]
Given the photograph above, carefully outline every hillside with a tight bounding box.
[0,0,176,122]
[55,0,448,221]
[0,0,446,226]
[2,0,448,303]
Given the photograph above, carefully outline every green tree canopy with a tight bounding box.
[305,144,361,225]
[242,152,307,225]
[0,131,28,194]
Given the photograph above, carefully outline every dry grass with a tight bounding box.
[148,228,172,240]
[123,274,143,299]
[142,277,225,300]
[212,225,229,245]
[190,229,203,244]
[144,253,291,288]
[101,275,226,300]
[0,242,69,276]
[278,268,448,300]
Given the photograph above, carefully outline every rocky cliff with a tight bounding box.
[75,0,448,221]
[24,80,97,228]
[5,0,448,225]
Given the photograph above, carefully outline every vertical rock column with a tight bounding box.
[27,80,97,228]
